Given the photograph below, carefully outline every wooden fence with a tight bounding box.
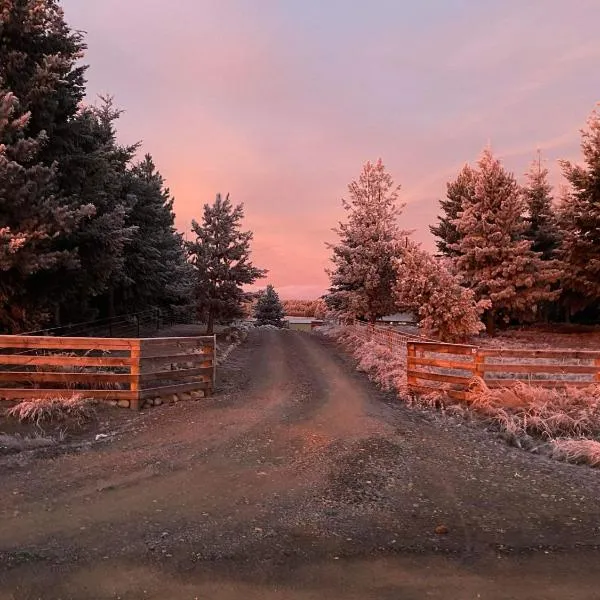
[407,342,600,400]
[0,335,216,409]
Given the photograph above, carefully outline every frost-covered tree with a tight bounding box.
[394,244,486,342]
[0,0,87,154]
[115,154,193,315]
[523,151,560,261]
[430,164,476,257]
[0,90,91,332]
[326,158,409,322]
[254,285,285,327]
[187,194,266,334]
[452,148,559,334]
[558,106,600,316]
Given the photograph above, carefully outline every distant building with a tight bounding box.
[284,316,324,332]
[377,312,416,325]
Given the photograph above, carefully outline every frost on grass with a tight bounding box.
[7,394,96,427]
[0,433,57,453]
[550,439,600,467]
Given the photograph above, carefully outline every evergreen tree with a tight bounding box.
[0,0,87,161]
[186,194,266,334]
[393,243,486,342]
[523,151,560,260]
[35,97,138,322]
[452,148,559,334]
[116,154,193,315]
[254,285,285,327]
[430,164,476,257]
[326,158,409,322]
[558,106,600,316]
[0,90,91,332]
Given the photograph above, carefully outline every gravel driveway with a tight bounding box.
[1,329,599,599]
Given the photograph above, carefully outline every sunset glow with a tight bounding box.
[62,0,600,298]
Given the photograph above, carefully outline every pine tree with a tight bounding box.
[326,159,409,322]
[430,164,476,257]
[523,151,560,260]
[254,285,285,327]
[35,97,138,322]
[558,106,600,316]
[186,194,266,334]
[116,154,193,315]
[393,243,485,342]
[0,90,91,332]
[0,0,87,160]
[452,148,559,334]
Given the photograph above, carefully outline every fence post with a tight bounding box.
[135,315,140,338]
[407,342,417,391]
[130,340,141,410]
[212,333,217,395]
[156,308,161,331]
[595,358,600,383]
[474,348,483,380]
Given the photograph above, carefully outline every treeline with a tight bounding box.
[327,105,600,339]
[282,299,327,318]
[0,1,264,334]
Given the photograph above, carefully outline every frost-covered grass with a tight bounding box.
[549,439,600,467]
[466,377,600,440]
[7,394,96,427]
[0,433,57,452]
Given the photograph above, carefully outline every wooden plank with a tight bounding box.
[0,371,133,384]
[407,344,417,386]
[474,350,484,378]
[411,343,478,356]
[482,364,599,374]
[595,358,600,383]
[140,381,211,399]
[140,367,213,383]
[407,370,471,386]
[479,348,600,359]
[0,336,137,351]
[140,353,213,366]
[485,379,596,389]
[0,355,132,368]
[130,341,141,410]
[410,357,476,370]
[0,388,136,400]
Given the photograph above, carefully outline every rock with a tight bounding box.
[180,392,192,401]
[108,400,118,407]
[192,390,205,399]
[153,398,162,406]
[435,525,449,535]
[118,400,130,409]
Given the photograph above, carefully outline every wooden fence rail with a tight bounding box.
[0,335,216,409]
[407,341,600,400]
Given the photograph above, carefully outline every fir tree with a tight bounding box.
[452,148,559,334]
[186,194,266,334]
[0,90,91,332]
[36,97,138,322]
[558,106,600,316]
[116,154,193,315]
[254,285,285,327]
[523,150,560,260]
[393,243,486,342]
[0,0,87,161]
[430,164,476,257]
[326,158,409,322]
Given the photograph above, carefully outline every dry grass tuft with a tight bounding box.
[0,433,57,452]
[550,439,600,467]
[466,377,600,439]
[7,394,96,427]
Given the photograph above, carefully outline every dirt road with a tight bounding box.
[1,330,600,599]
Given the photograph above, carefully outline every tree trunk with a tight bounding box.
[206,309,214,335]
[485,310,496,336]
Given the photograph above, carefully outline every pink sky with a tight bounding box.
[62,0,599,299]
